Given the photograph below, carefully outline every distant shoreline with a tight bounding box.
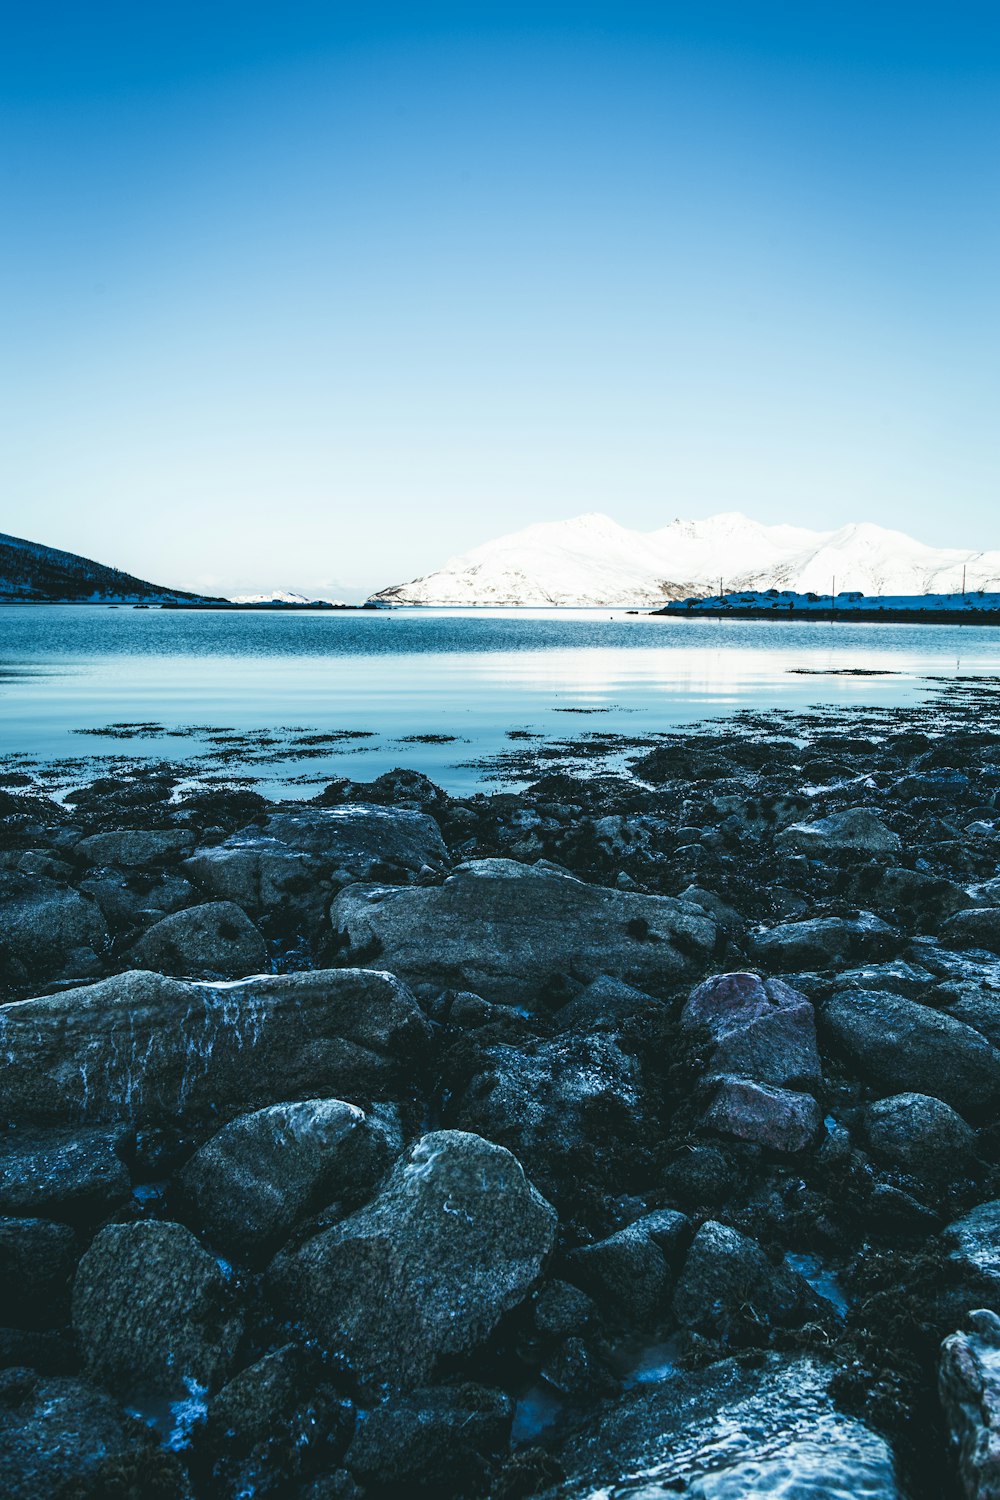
[651,602,1000,626]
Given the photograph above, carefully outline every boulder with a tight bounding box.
[945,1201,1000,1306]
[73,1220,244,1397]
[941,907,1000,955]
[179,1097,393,1261]
[0,1125,131,1221]
[672,1221,818,1334]
[752,912,897,971]
[344,1383,513,1492]
[564,1210,689,1324]
[940,1309,1000,1500]
[0,1218,77,1327]
[863,1093,977,1184]
[822,990,1000,1115]
[183,839,326,921]
[130,900,269,978]
[262,803,449,881]
[541,1354,900,1499]
[75,828,194,866]
[0,885,108,982]
[703,1076,821,1152]
[270,1130,557,1387]
[0,1367,187,1499]
[681,971,821,1085]
[775,807,901,856]
[330,859,716,1004]
[0,968,430,1124]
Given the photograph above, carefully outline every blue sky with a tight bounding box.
[3,3,998,597]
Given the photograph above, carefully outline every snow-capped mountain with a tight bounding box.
[228,590,315,605]
[370,512,1000,607]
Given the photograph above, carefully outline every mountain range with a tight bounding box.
[0,531,216,604]
[370,512,1000,607]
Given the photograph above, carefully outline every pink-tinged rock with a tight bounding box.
[704,1077,821,1152]
[681,971,821,1086]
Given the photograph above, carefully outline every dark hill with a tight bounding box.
[0,532,219,604]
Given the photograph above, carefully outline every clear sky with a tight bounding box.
[3,3,998,598]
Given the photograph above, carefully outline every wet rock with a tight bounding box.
[345,1382,513,1492]
[822,990,1000,1115]
[941,907,1000,955]
[75,828,195,866]
[672,1220,818,1334]
[564,1210,689,1324]
[453,1032,642,1201]
[73,1219,244,1397]
[752,912,897,971]
[183,839,326,921]
[331,859,716,1005]
[130,900,269,979]
[202,1344,351,1497]
[552,974,661,1032]
[939,1308,1000,1500]
[863,1092,977,1184]
[0,1125,131,1221]
[946,1201,1000,1306]
[0,968,430,1124]
[270,1130,557,1388]
[82,869,197,929]
[262,803,449,880]
[703,1076,821,1152]
[179,1098,393,1261]
[775,806,901,856]
[0,1218,77,1327]
[661,1144,736,1207]
[0,1366,187,1498]
[542,1354,900,1498]
[0,883,108,982]
[681,971,821,1086]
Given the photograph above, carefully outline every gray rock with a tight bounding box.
[941,907,1000,955]
[863,1093,977,1183]
[0,886,108,981]
[564,1210,689,1324]
[946,1201,1000,1305]
[542,1354,900,1499]
[183,839,326,920]
[331,858,716,1005]
[130,900,269,978]
[0,1367,187,1499]
[81,870,197,927]
[0,968,430,1124]
[0,1126,131,1220]
[270,1130,557,1387]
[345,1382,513,1490]
[75,827,194,866]
[0,1218,77,1328]
[672,1221,817,1334]
[752,912,897,971]
[822,990,1000,1114]
[73,1219,244,1396]
[776,806,901,856]
[179,1097,393,1260]
[681,971,821,1086]
[939,1309,1000,1500]
[703,1076,821,1152]
[262,803,448,881]
[552,975,661,1032]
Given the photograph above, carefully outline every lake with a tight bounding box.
[3,605,1000,796]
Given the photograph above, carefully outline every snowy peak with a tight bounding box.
[370,512,1000,607]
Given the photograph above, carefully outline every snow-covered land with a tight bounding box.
[370,512,1000,607]
[669,588,1000,616]
[229,591,317,605]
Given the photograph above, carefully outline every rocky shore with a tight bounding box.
[4,697,1000,1497]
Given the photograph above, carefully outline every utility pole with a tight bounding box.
[962,564,967,596]
[831,575,836,622]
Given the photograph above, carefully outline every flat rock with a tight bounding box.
[822,990,1000,1115]
[703,1076,821,1152]
[262,803,448,880]
[330,858,717,1004]
[542,1354,901,1499]
[73,1219,244,1397]
[130,899,269,978]
[681,970,821,1085]
[940,1308,1000,1500]
[270,1130,557,1388]
[179,1097,393,1261]
[0,968,430,1124]
[752,912,897,971]
[75,828,194,866]
[776,806,902,856]
[0,1367,187,1499]
[0,1125,131,1221]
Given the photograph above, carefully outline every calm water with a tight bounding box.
[2,605,1000,795]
